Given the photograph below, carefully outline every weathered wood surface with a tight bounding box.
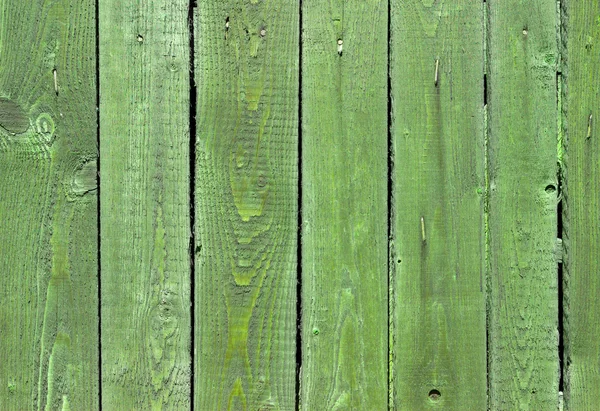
[487,0,559,408]
[300,1,388,409]
[1,0,599,408]
[390,0,487,409]
[99,0,191,408]
[562,0,600,408]
[194,2,299,409]
[0,0,98,409]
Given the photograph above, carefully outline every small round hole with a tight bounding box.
[545,184,556,194]
[428,389,441,401]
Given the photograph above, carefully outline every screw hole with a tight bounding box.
[428,389,441,401]
[545,184,556,194]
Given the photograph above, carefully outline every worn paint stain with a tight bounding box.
[0,97,29,134]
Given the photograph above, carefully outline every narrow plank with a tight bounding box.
[99,0,191,408]
[0,0,98,409]
[487,0,559,408]
[300,1,388,409]
[390,0,487,408]
[562,0,600,408]
[194,2,299,409]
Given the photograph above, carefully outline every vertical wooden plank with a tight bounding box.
[487,0,559,408]
[194,2,299,409]
[390,1,486,409]
[300,1,388,409]
[99,0,191,408]
[0,0,98,409]
[562,0,600,408]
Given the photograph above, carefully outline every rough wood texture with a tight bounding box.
[562,1,600,408]
[487,0,559,408]
[194,2,299,409]
[99,0,191,408]
[0,0,98,409]
[300,1,388,409]
[390,1,487,409]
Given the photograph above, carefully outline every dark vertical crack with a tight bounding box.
[558,189,564,393]
[95,0,102,407]
[483,0,491,407]
[557,0,565,398]
[483,74,488,105]
[557,68,565,395]
[387,1,394,409]
[295,2,303,410]
[188,1,197,408]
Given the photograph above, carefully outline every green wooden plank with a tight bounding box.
[300,1,388,409]
[99,0,191,408]
[562,0,600,408]
[194,2,299,409]
[487,0,559,408]
[0,0,98,409]
[390,1,486,409]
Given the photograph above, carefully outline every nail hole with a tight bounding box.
[545,184,556,194]
[428,389,441,401]
[522,28,528,35]
[137,34,144,42]
[260,27,266,37]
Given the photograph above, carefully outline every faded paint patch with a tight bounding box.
[0,97,29,134]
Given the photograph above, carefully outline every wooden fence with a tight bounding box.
[0,0,598,409]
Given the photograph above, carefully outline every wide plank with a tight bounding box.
[0,0,98,408]
[487,0,559,408]
[300,1,389,409]
[99,0,192,407]
[194,1,299,409]
[390,0,487,408]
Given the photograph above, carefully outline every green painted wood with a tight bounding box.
[487,0,559,408]
[390,1,487,409]
[194,2,299,409]
[99,0,191,408]
[562,1,600,408]
[0,0,98,409]
[300,1,388,409]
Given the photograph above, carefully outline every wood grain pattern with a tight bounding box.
[99,0,191,408]
[487,0,559,408]
[300,1,388,409]
[0,0,98,409]
[562,0,600,408]
[390,0,487,409]
[194,2,299,409]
